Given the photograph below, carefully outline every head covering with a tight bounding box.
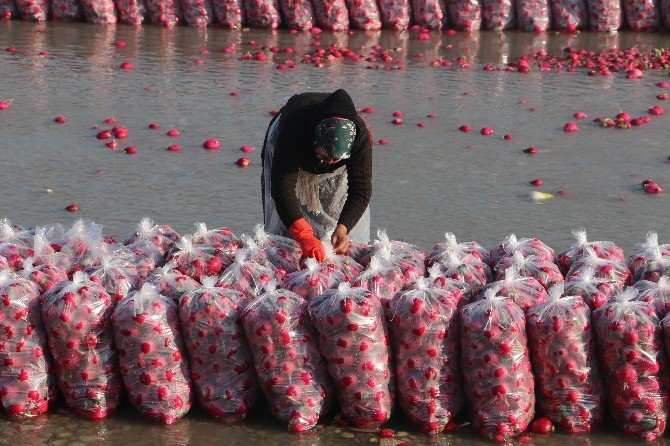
[312,117,357,162]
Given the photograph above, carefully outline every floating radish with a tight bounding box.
[389,278,463,435]
[427,232,490,267]
[115,0,147,24]
[112,284,192,424]
[216,249,275,299]
[378,0,411,29]
[557,229,624,275]
[516,0,550,31]
[179,278,258,421]
[459,288,535,442]
[243,283,332,432]
[312,0,349,30]
[211,0,244,27]
[180,0,213,25]
[41,272,122,419]
[595,289,668,440]
[0,271,56,419]
[527,285,605,434]
[310,283,394,429]
[446,0,482,31]
[244,0,281,28]
[478,265,547,312]
[495,251,564,291]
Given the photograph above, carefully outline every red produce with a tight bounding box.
[143,262,199,303]
[318,240,363,282]
[345,240,371,267]
[490,234,555,268]
[362,230,425,282]
[124,218,181,257]
[121,240,164,281]
[389,278,464,434]
[41,272,122,419]
[425,264,472,305]
[530,417,554,434]
[430,250,492,298]
[55,220,107,276]
[0,0,18,18]
[310,283,394,429]
[459,291,535,442]
[243,284,332,432]
[0,271,56,419]
[426,232,490,267]
[351,254,405,317]
[191,222,241,262]
[556,229,625,275]
[477,266,547,312]
[495,251,564,291]
[282,257,344,301]
[240,233,299,278]
[633,277,670,318]
[179,278,258,421]
[527,285,605,434]
[216,250,276,300]
[594,289,669,440]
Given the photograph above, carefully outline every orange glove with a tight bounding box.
[289,218,325,263]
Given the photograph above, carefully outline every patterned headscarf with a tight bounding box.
[312,117,356,162]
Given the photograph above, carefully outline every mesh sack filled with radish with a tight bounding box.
[515,0,550,31]
[279,0,314,29]
[41,272,122,419]
[179,277,258,422]
[180,0,214,25]
[411,0,447,29]
[490,234,555,269]
[623,0,660,30]
[594,288,669,440]
[0,0,18,18]
[425,264,472,305]
[0,271,56,419]
[312,0,350,31]
[389,277,464,435]
[125,218,181,258]
[566,247,631,287]
[19,256,68,293]
[14,0,50,20]
[115,0,147,24]
[633,277,670,318]
[80,0,117,23]
[477,265,548,313]
[282,257,345,302]
[216,249,276,300]
[243,282,332,433]
[244,0,281,28]
[309,283,394,428]
[378,0,411,29]
[557,229,625,275]
[429,250,492,298]
[459,286,535,442]
[550,0,589,30]
[143,262,200,303]
[363,230,425,283]
[586,0,621,31]
[52,0,83,20]
[526,284,605,434]
[145,0,183,25]
[212,0,244,27]
[112,283,192,424]
[627,232,670,279]
[166,236,227,282]
[563,266,623,311]
[631,245,670,283]
[446,0,482,30]
[350,253,406,317]
[86,252,140,304]
[427,232,490,268]
[495,251,563,291]
[345,0,382,29]
[482,0,515,29]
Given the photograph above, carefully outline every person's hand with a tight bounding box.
[331,224,350,255]
[289,218,326,262]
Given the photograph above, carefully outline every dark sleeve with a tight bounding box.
[339,136,372,232]
[270,126,303,230]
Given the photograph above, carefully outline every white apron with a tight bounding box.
[262,115,371,243]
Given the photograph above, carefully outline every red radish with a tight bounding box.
[459,125,472,132]
[595,289,668,441]
[194,59,204,65]
[240,146,255,152]
[378,139,388,145]
[179,278,258,422]
[0,271,56,419]
[149,123,160,129]
[41,272,122,420]
[389,278,464,435]
[657,82,670,88]
[112,284,193,424]
[649,106,665,115]
[480,127,494,136]
[504,134,513,140]
[241,226,301,276]
[563,122,579,132]
[115,41,127,47]
[230,91,239,96]
[310,283,394,429]
[243,284,332,432]
[392,118,403,125]
[166,129,180,137]
[167,145,181,152]
[573,111,587,119]
[236,158,250,167]
[124,147,137,155]
[112,126,129,138]
[282,257,344,301]
[427,114,436,118]
[530,417,555,434]
[106,141,117,149]
[203,139,221,150]
[96,130,111,140]
[166,236,229,282]
[529,178,543,186]
[119,61,134,70]
[5,47,15,52]
[425,250,491,300]
[54,116,67,124]
[524,147,538,154]
[417,122,425,128]
[65,204,79,212]
[0,99,12,110]
[104,118,116,124]
[566,247,631,286]
[557,229,624,275]
[360,107,375,113]
[393,111,403,117]
[379,429,395,438]
[357,229,426,287]
[39,51,48,56]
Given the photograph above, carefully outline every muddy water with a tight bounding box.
[1,21,670,445]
